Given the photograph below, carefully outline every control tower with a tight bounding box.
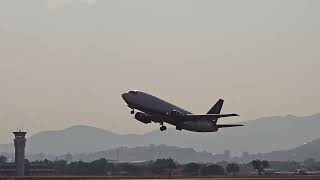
[13,131,27,176]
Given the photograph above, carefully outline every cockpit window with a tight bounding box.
[129,91,138,95]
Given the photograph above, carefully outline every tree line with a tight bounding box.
[26,158,235,176]
[0,155,274,176]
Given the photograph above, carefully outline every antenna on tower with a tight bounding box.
[16,119,19,132]
[21,118,24,131]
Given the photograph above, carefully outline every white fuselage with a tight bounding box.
[122,91,218,132]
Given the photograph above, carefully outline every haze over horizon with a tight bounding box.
[0,0,319,144]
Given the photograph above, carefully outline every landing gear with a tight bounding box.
[160,122,167,131]
[130,109,135,114]
[176,126,182,131]
[160,126,167,131]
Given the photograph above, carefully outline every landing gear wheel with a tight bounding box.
[160,126,167,131]
[176,126,182,131]
[130,109,135,114]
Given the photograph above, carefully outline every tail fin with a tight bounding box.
[207,99,224,114]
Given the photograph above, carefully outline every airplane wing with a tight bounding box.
[185,114,239,121]
[216,124,244,128]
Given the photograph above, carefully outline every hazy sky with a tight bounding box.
[0,0,320,143]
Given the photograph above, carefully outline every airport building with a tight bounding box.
[0,131,54,176]
[13,131,26,176]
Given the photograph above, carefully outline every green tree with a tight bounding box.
[0,155,7,163]
[262,160,269,169]
[251,160,262,174]
[226,163,240,175]
[251,160,270,175]
[88,158,110,175]
[200,164,225,176]
[182,163,201,176]
[121,164,143,176]
[151,158,176,176]
[53,160,67,175]
[65,161,89,175]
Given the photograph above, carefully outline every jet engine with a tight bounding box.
[135,112,152,124]
[170,110,185,118]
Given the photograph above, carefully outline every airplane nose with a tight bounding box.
[122,93,131,104]
[122,93,128,100]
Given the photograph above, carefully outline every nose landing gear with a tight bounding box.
[160,122,167,131]
[160,126,167,131]
[130,109,135,114]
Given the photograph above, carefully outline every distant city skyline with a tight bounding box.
[0,0,320,143]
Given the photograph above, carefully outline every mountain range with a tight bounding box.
[261,136,320,162]
[72,138,320,163]
[1,114,320,156]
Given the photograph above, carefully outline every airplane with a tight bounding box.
[122,90,243,132]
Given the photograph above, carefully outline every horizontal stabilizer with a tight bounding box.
[185,113,239,121]
[216,124,244,128]
[214,113,239,118]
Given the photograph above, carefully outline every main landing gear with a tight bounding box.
[160,122,167,131]
[176,126,182,131]
[160,126,167,131]
[130,109,135,114]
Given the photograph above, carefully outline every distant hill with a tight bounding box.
[71,144,216,164]
[262,137,320,162]
[0,114,320,155]
[72,138,320,163]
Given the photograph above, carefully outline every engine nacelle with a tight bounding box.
[170,110,185,118]
[135,112,151,124]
